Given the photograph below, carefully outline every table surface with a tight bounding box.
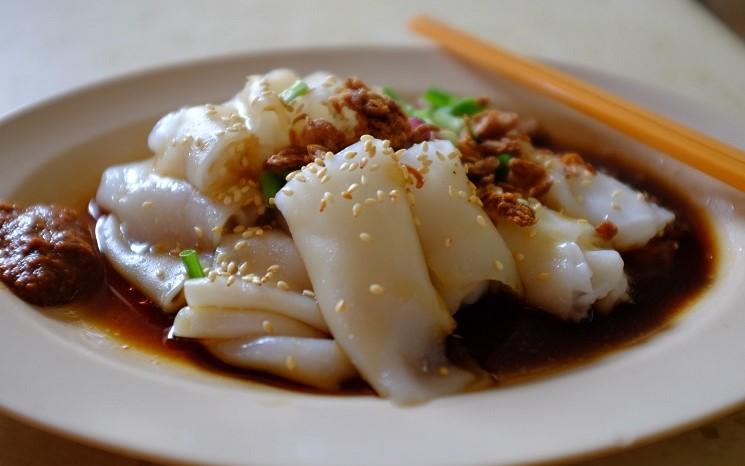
[2,0,745,465]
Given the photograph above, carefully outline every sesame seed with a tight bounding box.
[352,203,362,217]
[216,252,226,263]
[348,162,359,171]
[369,284,385,295]
[142,201,153,208]
[341,191,353,200]
[444,236,453,248]
[339,162,349,171]
[389,189,399,201]
[262,320,273,333]
[344,151,357,160]
[155,269,165,280]
[515,252,525,261]
[226,275,236,286]
[285,355,297,371]
[280,187,294,196]
[320,175,330,184]
[494,260,504,271]
[360,175,368,185]
[276,280,290,290]
[227,261,237,274]
[359,157,369,169]
[422,142,430,152]
[234,239,248,250]
[238,262,249,275]
[302,289,316,297]
[208,271,218,282]
[476,215,487,228]
[335,299,347,312]
[267,264,280,272]
[193,226,203,239]
[359,232,373,242]
[438,366,449,376]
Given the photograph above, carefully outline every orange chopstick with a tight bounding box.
[409,15,745,191]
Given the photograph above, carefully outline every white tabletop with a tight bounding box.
[2,0,745,464]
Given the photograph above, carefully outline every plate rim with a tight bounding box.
[1,45,744,466]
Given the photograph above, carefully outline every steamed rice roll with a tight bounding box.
[529,149,674,249]
[493,199,629,321]
[276,136,474,403]
[400,139,521,312]
[205,336,357,390]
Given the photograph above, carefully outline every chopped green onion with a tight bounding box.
[431,107,464,133]
[279,80,310,103]
[423,88,456,108]
[409,107,434,123]
[496,153,513,181]
[384,86,434,123]
[260,170,286,207]
[180,249,205,279]
[382,86,404,102]
[450,97,484,116]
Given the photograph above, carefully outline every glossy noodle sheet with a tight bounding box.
[276,137,475,403]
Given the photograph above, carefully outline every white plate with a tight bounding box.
[1,47,744,466]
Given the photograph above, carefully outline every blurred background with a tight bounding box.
[1,0,745,465]
[1,0,745,117]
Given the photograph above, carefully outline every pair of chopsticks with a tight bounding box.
[409,16,745,192]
